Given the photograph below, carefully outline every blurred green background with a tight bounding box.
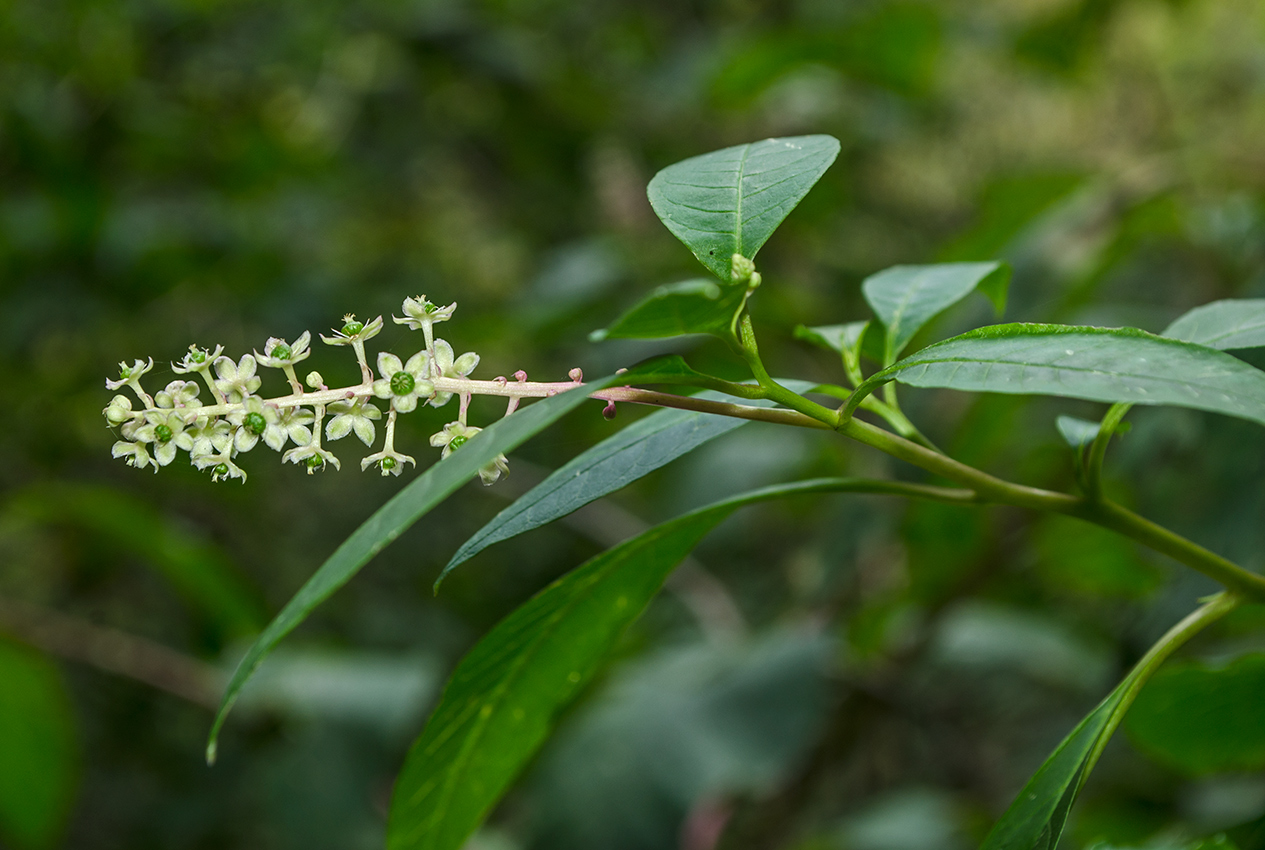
[3,0,1265,848]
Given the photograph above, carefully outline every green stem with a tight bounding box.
[739,313,842,425]
[1085,403,1132,499]
[1083,590,1240,778]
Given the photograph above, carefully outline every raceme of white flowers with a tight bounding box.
[102,296,513,484]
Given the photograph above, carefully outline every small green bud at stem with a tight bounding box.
[342,320,364,335]
[381,457,396,470]
[213,463,228,477]
[270,343,292,360]
[449,435,467,451]
[154,424,173,443]
[305,455,321,469]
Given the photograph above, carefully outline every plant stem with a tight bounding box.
[1084,402,1133,499]
[1083,590,1240,778]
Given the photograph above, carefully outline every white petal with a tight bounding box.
[352,416,376,446]
[325,415,353,441]
[377,351,403,377]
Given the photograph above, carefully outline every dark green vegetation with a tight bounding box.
[6,2,1265,850]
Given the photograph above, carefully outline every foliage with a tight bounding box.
[9,2,1265,849]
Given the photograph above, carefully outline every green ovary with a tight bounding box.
[391,372,415,396]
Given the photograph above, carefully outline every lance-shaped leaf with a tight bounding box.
[438,380,819,586]
[647,135,840,282]
[1162,298,1265,351]
[387,477,970,850]
[844,324,1265,428]
[982,593,1238,850]
[591,279,750,344]
[860,261,1010,363]
[207,375,629,762]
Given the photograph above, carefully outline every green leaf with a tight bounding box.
[981,691,1121,850]
[590,279,750,344]
[387,478,940,850]
[647,135,840,282]
[12,483,263,638]
[0,641,78,850]
[1055,415,1100,451]
[207,379,614,764]
[438,380,819,586]
[846,324,1265,428]
[1125,653,1265,775]
[860,261,1010,363]
[1162,299,1265,351]
[982,594,1238,850]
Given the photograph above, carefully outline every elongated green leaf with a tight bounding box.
[982,594,1237,850]
[207,379,614,763]
[1162,298,1265,351]
[438,380,818,585]
[388,478,949,850]
[0,641,77,850]
[861,261,1010,362]
[981,692,1122,850]
[647,135,840,281]
[590,279,749,344]
[1125,653,1265,775]
[846,324,1265,428]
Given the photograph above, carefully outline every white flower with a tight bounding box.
[228,397,269,452]
[271,406,314,451]
[104,395,137,426]
[154,380,202,410]
[130,410,190,466]
[194,451,247,483]
[429,421,509,485]
[371,351,434,413]
[171,344,223,375]
[283,443,341,473]
[426,339,479,408]
[320,314,383,346]
[112,440,154,472]
[178,416,233,460]
[326,398,382,446]
[430,421,480,458]
[213,354,262,402]
[478,454,510,486]
[255,332,312,369]
[360,447,415,477]
[393,295,455,332]
[106,358,153,391]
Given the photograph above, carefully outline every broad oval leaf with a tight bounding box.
[1125,652,1265,775]
[846,324,1265,427]
[207,378,613,763]
[1162,298,1265,351]
[388,477,964,850]
[861,261,1010,363]
[0,641,78,850]
[590,279,749,344]
[438,381,819,586]
[647,135,840,281]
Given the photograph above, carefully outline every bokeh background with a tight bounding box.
[4,0,1265,848]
